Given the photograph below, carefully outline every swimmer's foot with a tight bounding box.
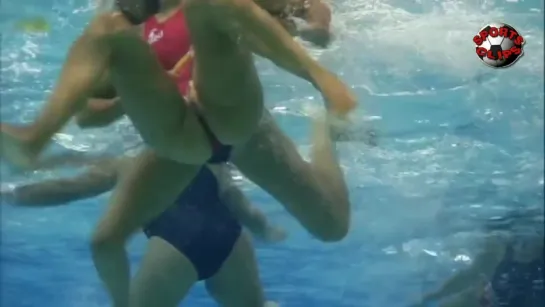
[0,124,39,168]
[264,300,280,307]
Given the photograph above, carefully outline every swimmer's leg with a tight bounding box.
[2,164,117,207]
[205,231,266,307]
[0,22,118,168]
[129,237,198,307]
[231,110,349,242]
[102,14,212,162]
[182,0,354,145]
[91,149,201,307]
[2,12,211,167]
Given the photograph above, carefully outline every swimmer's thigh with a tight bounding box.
[182,2,264,144]
[205,231,265,307]
[93,149,200,242]
[101,15,211,162]
[129,237,198,307]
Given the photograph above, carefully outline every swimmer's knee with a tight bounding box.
[213,120,258,145]
[310,218,348,242]
[90,225,127,253]
[313,201,349,242]
[319,222,349,242]
[208,108,262,146]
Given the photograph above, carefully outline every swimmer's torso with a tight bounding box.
[143,9,193,95]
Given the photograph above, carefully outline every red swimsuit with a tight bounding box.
[143,10,193,96]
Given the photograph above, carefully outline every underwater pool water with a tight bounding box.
[1,0,543,306]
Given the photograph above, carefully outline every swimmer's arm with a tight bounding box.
[1,164,118,207]
[421,237,506,302]
[76,98,125,128]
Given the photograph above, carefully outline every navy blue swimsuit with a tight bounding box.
[143,116,239,280]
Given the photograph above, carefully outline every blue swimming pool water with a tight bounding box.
[1,0,543,306]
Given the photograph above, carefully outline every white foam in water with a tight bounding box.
[330,0,543,80]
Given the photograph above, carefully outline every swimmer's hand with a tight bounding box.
[298,24,331,48]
